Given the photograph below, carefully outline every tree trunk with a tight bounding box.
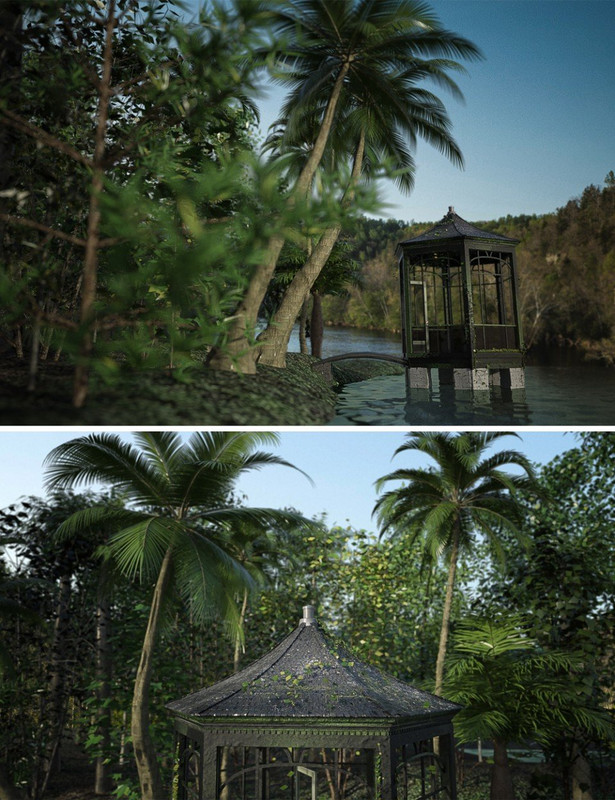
[310,292,324,358]
[256,224,342,366]
[256,129,365,368]
[206,63,350,373]
[27,313,41,391]
[94,573,112,795]
[131,546,174,800]
[205,233,286,374]
[434,527,459,697]
[299,297,310,354]
[220,589,250,800]
[72,1,115,407]
[571,743,593,800]
[491,737,515,800]
[233,588,249,674]
[38,572,72,799]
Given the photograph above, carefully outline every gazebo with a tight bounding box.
[396,207,525,391]
[167,606,460,800]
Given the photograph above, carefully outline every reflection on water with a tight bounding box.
[299,326,615,426]
[331,365,615,426]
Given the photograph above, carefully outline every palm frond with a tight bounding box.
[174,529,256,627]
[108,517,184,581]
[43,433,166,506]
[131,431,185,482]
[54,505,146,541]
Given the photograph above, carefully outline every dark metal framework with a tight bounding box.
[396,209,524,369]
[173,721,456,800]
[168,608,460,800]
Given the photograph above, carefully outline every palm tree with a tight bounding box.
[374,431,542,697]
[43,431,314,800]
[256,42,480,366]
[208,0,481,373]
[443,616,614,800]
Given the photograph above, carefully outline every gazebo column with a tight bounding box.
[438,731,458,799]
[201,742,218,800]
[379,740,398,800]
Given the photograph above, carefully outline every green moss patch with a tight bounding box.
[0,354,337,426]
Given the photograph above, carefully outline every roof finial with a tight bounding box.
[448,205,455,214]
[301,605,316,626]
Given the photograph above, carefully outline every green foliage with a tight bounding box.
[2,0,337,400]
[2,436,615,797]
[340,532,445,684]
[444,615,613,746]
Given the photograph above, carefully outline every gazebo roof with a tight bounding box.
[167,607,460,721]
[398,207,519,247]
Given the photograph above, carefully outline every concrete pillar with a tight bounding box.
[406,367,431,390]
[490,368,525,390]
[504,367,525,389]
[453,368,489,391]
[489,370,502,387]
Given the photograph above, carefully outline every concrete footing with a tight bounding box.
[407,367,432,389]
[411,366,525,393]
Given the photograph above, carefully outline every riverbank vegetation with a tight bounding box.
[0,432,613,800]
[0,0,480,417]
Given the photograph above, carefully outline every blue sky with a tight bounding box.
[0,430,580,534]
[190,0,615,223]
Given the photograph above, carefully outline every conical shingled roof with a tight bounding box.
[167,607,460,721]
[399,207,518,246]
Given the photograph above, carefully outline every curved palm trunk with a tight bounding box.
[257,225,342,365]
[131,547,174,800]
[310,291,324,357]
[207,63,351,373]
[298,296,310,353]
[490,737,515,800]
[434,526,459,697]
[256,130,365,367]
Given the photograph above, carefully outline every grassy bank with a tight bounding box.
[0,351,409,426]
[0,354,339,426]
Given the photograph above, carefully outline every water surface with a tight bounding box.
[289,326,615,426]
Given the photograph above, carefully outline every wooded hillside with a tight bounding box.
[324,177,615,362]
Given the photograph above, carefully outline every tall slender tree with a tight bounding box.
[256,50,479,367]
[374,431,542,696]
[208,0,481,373]
[43,431,314,800]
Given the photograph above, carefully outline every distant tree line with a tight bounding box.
[322,178,615,363]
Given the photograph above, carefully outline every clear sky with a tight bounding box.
[190,0,615,223]
[0,430,580,534]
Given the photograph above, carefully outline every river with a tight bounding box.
[288,326,615,426]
